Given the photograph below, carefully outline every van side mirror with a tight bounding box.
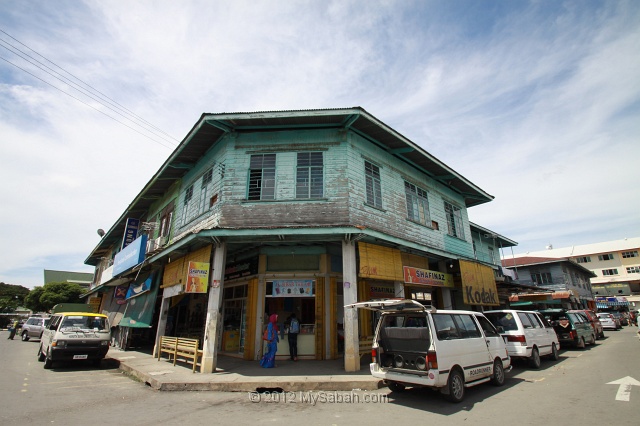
[496,326,505,333]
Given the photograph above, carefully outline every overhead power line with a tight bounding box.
[0,29,179,150]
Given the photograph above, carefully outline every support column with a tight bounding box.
[394,281,405,299]
[201,242,227,373]
[152,294,170,358]
[342,239,360,372]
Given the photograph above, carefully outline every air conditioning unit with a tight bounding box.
[146,236,169,253]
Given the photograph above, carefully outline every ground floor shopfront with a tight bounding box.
[90,237,502,373]
[150,239,502,372]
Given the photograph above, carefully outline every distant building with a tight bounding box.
[503,237,640,310]
[43,270,93,290]
[502,256,596,310]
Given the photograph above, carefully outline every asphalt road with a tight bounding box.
[1,326,639,426]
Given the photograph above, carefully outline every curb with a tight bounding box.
[111,357,383,392]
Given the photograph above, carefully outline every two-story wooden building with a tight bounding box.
[84,107,509,372]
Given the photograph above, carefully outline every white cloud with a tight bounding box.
[0,0,638,287]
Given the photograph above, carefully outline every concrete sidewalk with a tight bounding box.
[106,347,383,392]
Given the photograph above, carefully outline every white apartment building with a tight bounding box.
[505,237,640,309]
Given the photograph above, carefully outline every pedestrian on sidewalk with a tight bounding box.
[7,320,19,340]
[260,314,279,368]
[287,313,300,361]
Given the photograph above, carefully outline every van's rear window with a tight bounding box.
[485,312,518,331]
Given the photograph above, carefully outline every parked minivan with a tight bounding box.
[569,309,604,340]
[38,312,111,369]
[484,310,560,368]
[347,300,511,403]
[538,309,595,348]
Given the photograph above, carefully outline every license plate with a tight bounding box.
[73,355,88,360]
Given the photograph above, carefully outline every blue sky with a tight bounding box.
[1,0,638,288]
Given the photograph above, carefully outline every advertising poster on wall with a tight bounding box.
[185,261,210,293]
[272,279,314,297]
[114,285,128,305]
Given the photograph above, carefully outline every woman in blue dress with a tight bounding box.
[260,314,279,368]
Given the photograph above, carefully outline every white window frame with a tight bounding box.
[364,161,382,209]
[404,181,431,226]
[444,201,464,239]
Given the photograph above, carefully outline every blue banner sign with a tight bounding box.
[121,218,140,250]
[113,234,148,276]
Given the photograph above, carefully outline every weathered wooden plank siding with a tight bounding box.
[345,132,474,257]
[169,126,475,258]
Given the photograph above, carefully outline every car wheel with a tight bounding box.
[577,337,586,349]
[491,359,505,386]
[588,334,596,345]
[445,368,465,403]
[529,347,541,369]
[37,345,45,362]
[387,381,405,392]
[21,331,29,342]
[43,350,53,369]
[549,343,559,361]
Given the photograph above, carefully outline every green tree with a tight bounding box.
[0,282,30,313]
[25,282,85,312]
[24,286,47,313]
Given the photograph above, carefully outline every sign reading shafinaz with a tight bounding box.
[113,234,148,276]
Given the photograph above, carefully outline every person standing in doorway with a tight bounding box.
[287,313,300,361]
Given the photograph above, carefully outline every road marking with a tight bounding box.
[607,376,640,402]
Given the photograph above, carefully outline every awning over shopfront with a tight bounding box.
[596,296,629,309]
[120,273,160,328]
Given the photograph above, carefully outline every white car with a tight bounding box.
[484,310,560,368]
[346,300,511,403]
[597,312,618,331]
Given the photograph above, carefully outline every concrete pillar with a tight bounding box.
[342,239,360,372]
[441,288,453,309]
[201,242,227,373]
[152,293,171,358]
[394,281,405,299]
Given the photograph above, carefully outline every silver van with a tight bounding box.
[347,300,511,403]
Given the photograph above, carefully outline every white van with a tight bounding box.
[347,300,511,403]
[38,312,111,369]
[484,309,560,368]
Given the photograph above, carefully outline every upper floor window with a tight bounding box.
[181,184,194,224]
[598,253,614,261]
[602,269,618,276]
[627,266,640,274]
[404,182,431,225]
[158,202,174,238]
[248,154,276,200]
[622,251,638,258]
[364,161,382,209]
[531,272,552,285]
[296,152,324,199]
[576,256,591,263]
[444,201,464,239]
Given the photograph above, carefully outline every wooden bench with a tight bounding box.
[359,337,374,359]
[157,336,178,362]
[157,336,203,373]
